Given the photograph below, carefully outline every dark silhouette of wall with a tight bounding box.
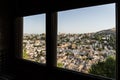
[0,0,118,80]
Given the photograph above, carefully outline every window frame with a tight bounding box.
[15,1,118,80]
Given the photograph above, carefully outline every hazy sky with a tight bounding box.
[24,3,115,34]
[24,14,45,34]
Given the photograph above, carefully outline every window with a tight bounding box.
[16,1,118,80]
[57,3,116,79]
[23,14,46,64]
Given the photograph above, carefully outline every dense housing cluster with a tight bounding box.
[23,28,116,73]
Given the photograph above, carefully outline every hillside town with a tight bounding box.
[23,28,116,73]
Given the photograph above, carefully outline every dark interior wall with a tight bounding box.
[0,0,117,80]
[16,0,115,16]
[14,59,47,80]
[0,0,16,74]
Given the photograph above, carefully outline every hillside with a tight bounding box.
[94,28,116,36]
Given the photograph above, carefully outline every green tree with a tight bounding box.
[88,56,116,79]
[23,48,29,59]
[57,62,63,68]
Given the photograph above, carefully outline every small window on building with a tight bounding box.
[57,3,116,79]
[23,14,46,64]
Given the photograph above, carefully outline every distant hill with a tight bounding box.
[93,28,116,49]
[94,28,116,36]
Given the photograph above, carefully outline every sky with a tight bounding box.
[24,14,46,34]
[24,3,115,34]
